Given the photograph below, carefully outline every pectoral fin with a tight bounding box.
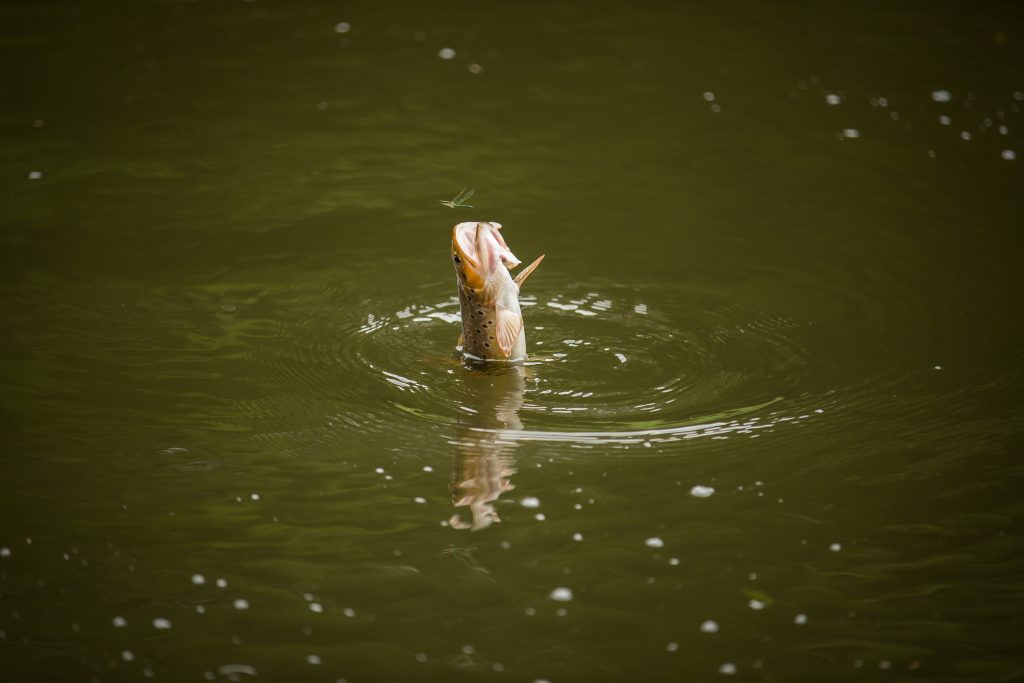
[496,305,523,358]
[513,254,545,289]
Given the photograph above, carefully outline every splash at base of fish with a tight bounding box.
[451,221,544,362]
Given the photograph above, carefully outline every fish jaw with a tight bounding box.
[452,222,521,291]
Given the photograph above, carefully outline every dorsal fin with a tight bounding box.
[513,254,545,289]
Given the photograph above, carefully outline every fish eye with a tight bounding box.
[453,254,461,264]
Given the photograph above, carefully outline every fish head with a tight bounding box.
[451,221,521,291]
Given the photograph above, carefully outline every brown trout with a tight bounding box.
[451,221,544,362]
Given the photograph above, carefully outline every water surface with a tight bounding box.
[2,2,1023,681]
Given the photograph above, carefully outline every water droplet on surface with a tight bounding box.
[825,93,841,105]
[0,547,10,557]
[719,662,737,675]
[794,613,808,625]
[152,618,172,630]
[113,616,127,628]
[645,537,664,549]
[468,63,483,75]
[702,91,715,102]
[439,47,456,60]
[520,496,540,508]
[690,485,715,498]
[309,602,323,613]
[572,532,583,541]
[1001,149,1016,160]
[413,496,426,504]
[191,573,206,585]
[842,128,860,139]
[931,89,952,102]
[960,131,972,141]
[549,587,574,601]
[233,599,250,610]
[748,599,766,610]
[216,578,228,588]
[27,171,43,180]
[306,654,321,665]
[122,650,134,662]
[700,619,719,633]
[939,115,951,125]
[830,542,842,552]
[334,22,350,33]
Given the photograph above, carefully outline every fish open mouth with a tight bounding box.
[453,222,521,275]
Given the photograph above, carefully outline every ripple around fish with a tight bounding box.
[315,277,820,448]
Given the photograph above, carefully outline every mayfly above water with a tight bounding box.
[440,188,475,208]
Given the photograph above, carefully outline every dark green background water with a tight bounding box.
[2,2,1023,681]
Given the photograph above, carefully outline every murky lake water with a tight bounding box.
[2,2,1023,681]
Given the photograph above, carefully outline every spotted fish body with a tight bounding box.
[451,221,544,362]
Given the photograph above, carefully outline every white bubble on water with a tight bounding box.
[152,618,172,630]
[216,578,228,588]
[703,91,715,102]
[645,537,664,548]
[825,93,841,105]
[830,542,842,552]
[690,485,715,498]
[669,557,680,566]
[999,125,1009,135]
[306,654,321,665]
[520,497,540,508]
[666,641,679,652]
[549,587,574,601]
[413,497,426,504]
[939,115,951,125]
[719,662,737,675]
[233,599,250,610]
[250,493,260,501]
[343,607,355,617]
[422,465,433,472]
[842,128,860,139]
[534,513,546,521]
[334,22,350,33]
[1001,149,1017,160]
[572,532,583,541]
[113,616,127,628]
[122,650,135,662]
[748,599,766,610]
[794,613,808,625]
[931,89,952,102]
[700,619,719,633]
[960,131,972,141]
[0,547,10,557]
[614,352,627,363]
[191,573,206,585]
[468,63,483,75]
[27,171,44,180]
[439,47,456,60]
[309,602,323,613]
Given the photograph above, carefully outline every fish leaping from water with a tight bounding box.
[451,221,544,362]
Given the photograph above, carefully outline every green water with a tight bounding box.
[2,2,1023,681]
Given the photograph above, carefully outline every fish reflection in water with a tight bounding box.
[448,363,526,530]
